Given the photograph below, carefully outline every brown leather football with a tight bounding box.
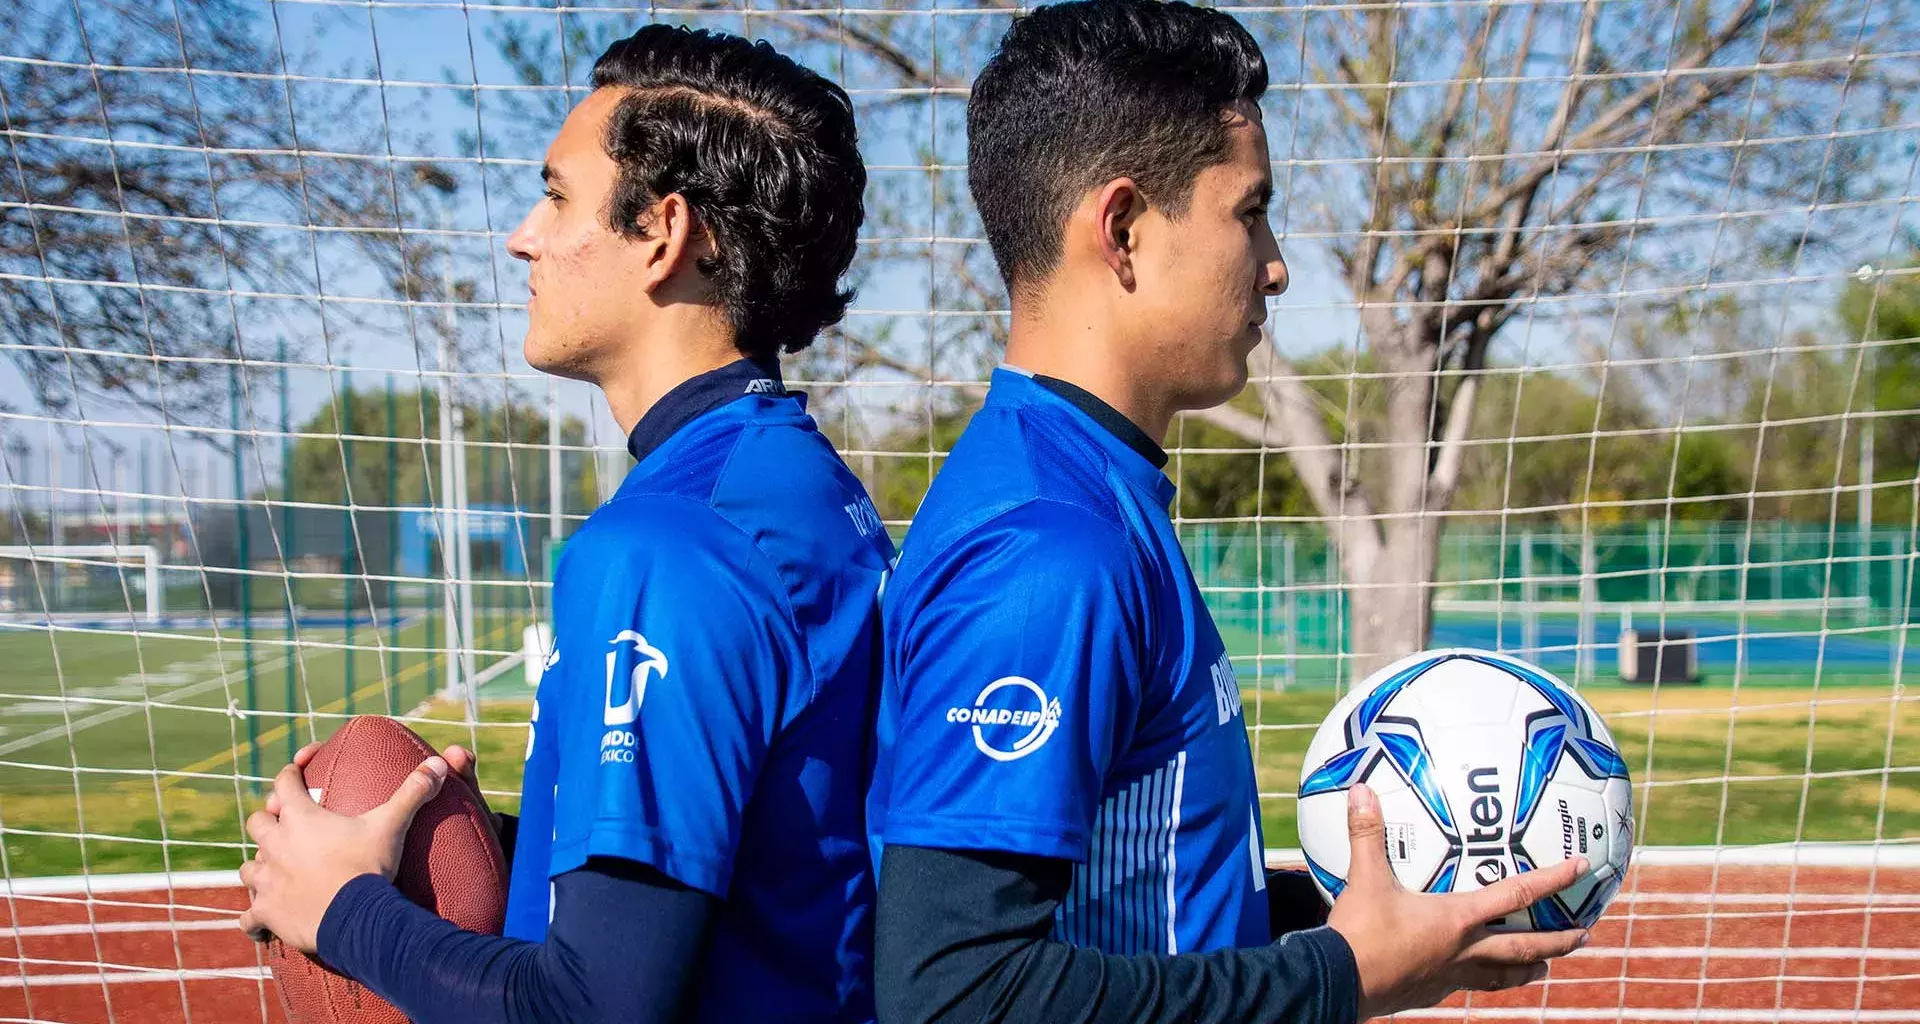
[265,715,508,1023]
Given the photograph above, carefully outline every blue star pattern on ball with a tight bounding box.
[1298,653,1460,897]
[1296,650,1632,929]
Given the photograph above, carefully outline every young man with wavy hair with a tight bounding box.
[239,25,890,1024]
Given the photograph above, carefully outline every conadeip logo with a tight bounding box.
[947,676,1062,762]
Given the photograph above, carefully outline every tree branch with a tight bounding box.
[761,10,942,88]
[1483,0,1544,172]
[1538,0,1604,159]
[1463,0,1764,229]
[1192,342,1385,573]
[1470,0,1587,287]
[1345,1,1406,298]
[1427,327,1492,506]
[1420,4,1499,212]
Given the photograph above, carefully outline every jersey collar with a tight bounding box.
[626,357,785,464]
[993,365,1177,509]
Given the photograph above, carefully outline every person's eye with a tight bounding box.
[544,189,565,204]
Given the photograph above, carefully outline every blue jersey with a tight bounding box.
[869,366,1269,955]
[506,360,894,1022]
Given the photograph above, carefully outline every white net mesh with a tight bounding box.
[0,0,1915,1020]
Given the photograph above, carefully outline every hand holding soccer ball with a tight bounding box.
[1297,650,1634,927]
[1328,783,1590,1018]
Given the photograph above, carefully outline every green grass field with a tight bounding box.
[0,615,1911,878]
[0,611,530,877]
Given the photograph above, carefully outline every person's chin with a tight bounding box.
[1226,337,1256,382]
[522,333,550,371]
[1219,367,1252,404]
[523,332,573,378]
[1186,363,1250,411]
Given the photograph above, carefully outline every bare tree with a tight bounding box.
[0,0,445,426]
[1190,0,1912,673]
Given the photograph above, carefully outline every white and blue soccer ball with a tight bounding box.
[1295,648,1634,931]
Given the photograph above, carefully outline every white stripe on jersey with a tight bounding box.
[1249,806,1267,892]
[1051,751,1188,955]
[1168,751,1186,954]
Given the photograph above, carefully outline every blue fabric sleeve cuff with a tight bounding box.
[1281,925,1360,1024]
[548,827,732,898]
[316,873,408,975]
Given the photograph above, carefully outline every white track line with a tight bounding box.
[1618,891,1920,906]
[2,870,237,895]
[1624,846,1920,868]
[1620,906,1920,922]
[1392,1011,1920,1022]
[0,919,234,939]
[1573,946,1920,960]
[1557,973,1920,985]
[0,966,265,989]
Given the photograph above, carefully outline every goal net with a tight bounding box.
[0,0,1914,1020]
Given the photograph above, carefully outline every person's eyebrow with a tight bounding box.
[1244,178,1273,208]
[541,165,565,187]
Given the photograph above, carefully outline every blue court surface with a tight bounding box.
[1432,611,1912,678]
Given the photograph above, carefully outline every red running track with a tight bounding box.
[0,861,1914,1023]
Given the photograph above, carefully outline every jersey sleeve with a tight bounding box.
[878,499,1150,861]
[539,500,802,896]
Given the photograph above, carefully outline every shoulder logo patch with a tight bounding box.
[603,630,669,727]
[946,676,1063,762]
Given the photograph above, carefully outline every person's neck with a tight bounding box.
[1003,298,1173,443]
[596,321,744,435]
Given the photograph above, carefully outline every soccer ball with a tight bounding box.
[1295,648,1634,931]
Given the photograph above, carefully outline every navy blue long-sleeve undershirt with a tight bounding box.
[316,854,711,1024]
[874,845,1357,1024]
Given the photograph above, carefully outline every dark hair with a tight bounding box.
[968,0,1267,292]
[591,25,865,361]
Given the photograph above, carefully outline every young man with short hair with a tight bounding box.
[238,25,891,1024]
[867,3,1590,1021]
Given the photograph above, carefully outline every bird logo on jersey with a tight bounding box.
[604,630,669,727]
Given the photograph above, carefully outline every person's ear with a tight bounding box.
[1094,178,1144,291]
[634,193,705,294]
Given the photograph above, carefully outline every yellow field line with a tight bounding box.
[166,622,521,786]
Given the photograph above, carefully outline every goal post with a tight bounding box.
[0,544,164,623]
